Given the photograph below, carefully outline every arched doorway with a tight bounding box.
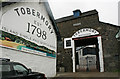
[71,28,104,72]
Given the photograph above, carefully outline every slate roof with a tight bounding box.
[56,9,98,23]
[55,9,120,40]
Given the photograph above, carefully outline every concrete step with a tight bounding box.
[51,72,120,79]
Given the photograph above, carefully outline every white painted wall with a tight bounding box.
[0,1,57,77]
[0,47,56,77]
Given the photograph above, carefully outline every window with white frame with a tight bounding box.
[64,38,72,49]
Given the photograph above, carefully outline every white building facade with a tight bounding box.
[0,0,57,77]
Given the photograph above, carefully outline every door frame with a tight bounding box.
[71,35,104,72]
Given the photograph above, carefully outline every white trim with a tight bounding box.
[72,28,99,38]
[72,36,104,72]
[97,36,104,72]
[71,28,104,72]
[71,40,76,72]
[64,38,72,49]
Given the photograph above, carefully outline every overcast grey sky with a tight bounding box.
[48,0,119,26]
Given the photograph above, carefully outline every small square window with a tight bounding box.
[66,40,71,47]
[64,38,72,49]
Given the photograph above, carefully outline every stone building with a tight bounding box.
[56,9,120,72]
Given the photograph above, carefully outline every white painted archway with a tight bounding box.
[71,28,104,72]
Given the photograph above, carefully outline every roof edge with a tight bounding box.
[99,21,120,27]
[56,9,98,23]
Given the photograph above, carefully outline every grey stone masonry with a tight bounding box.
[56,9,120,72]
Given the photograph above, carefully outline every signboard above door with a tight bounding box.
[72,28,99,39]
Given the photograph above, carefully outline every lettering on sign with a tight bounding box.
[72,28,99,38]
[14,7,54,34]
[0,6,56,58]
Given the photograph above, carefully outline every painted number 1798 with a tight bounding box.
[26,22,47,40]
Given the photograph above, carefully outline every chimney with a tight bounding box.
[73,9,81,18]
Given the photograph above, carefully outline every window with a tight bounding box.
[66,40,71,47]
[0,65,11,72]
[64,38,72,49]
[13,64,28,72]
[83,47,96,56]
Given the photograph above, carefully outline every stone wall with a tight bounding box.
[56,11,120,72]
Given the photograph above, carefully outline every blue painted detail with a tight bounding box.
[17,45,26,50]
[25,47,46,54]
[47,53,56,58]
[17,45,56,58]
[73,10,81,18]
